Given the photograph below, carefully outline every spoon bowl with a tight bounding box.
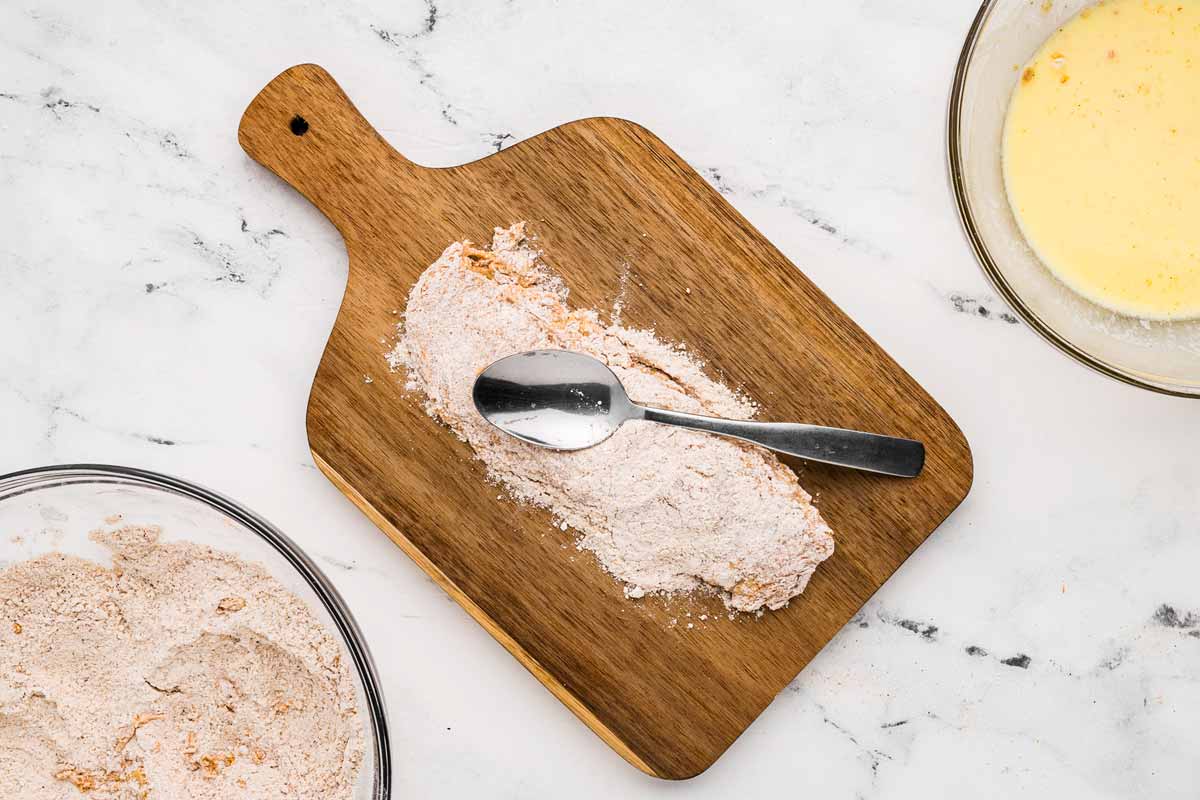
[472,349,633,450]
[473,350,925,477]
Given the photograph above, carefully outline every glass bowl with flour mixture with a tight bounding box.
[949,0,1200,396]
[0,464,390,799]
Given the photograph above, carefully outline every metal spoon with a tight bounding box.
[472,350,925,477]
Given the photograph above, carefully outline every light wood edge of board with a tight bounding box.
[310,449,660,778]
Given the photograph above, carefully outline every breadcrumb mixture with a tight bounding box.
[0,525,363,799]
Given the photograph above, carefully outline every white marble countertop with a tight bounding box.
[3,0,1199,796]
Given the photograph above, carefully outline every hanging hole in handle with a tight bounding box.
[289,115,309,136]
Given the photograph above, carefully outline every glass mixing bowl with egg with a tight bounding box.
[949,0,1200,396]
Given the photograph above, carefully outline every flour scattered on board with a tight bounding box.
[611,262,632,325]
[387,223,833,613]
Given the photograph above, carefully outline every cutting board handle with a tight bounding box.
[238,63,416,237]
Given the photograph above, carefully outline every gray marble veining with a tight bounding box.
[2,0,1199,796]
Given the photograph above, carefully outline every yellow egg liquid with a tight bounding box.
[1003,0,1200,320]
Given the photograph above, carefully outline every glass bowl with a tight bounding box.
[948,0,1200,396]
[0,464,391,799]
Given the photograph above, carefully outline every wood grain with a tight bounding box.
[238,64,973,780]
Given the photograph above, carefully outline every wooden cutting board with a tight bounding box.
[239,64,972,780]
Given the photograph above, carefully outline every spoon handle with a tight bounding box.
[637,406,925,478]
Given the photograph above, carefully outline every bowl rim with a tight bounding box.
[0,463,392,799]
[946,0,1199,399]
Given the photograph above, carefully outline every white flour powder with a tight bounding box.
[389,223,834,612]
[0,525,363,799]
